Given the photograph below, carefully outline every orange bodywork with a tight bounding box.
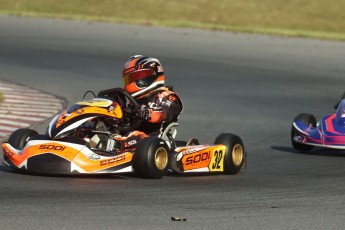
[2,141,133,173]
[56,100,122,128]
[177,145,227,172]
[2,138,228,174]
[73,151,133,173]
[2,142,81,167]
[182,150,211,171]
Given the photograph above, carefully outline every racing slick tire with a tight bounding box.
[8,128,39,149]
[214,133,245,174]
[291,113,316,151]
[133,136,169,179]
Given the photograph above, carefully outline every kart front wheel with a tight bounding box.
[214,133,245,174]
[8,128,39,149]
[291,113,316,151]
[133,136,169,179]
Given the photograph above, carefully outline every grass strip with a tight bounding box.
[1,0,345,41]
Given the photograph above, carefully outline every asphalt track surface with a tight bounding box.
[1,16,345,230]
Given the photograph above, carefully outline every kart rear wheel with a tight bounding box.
[8,128,39,149]
[291,113,316,151]
[133,136,169,179]
[214,133,245,174]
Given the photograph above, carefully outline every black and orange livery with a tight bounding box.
[2,88,245,178]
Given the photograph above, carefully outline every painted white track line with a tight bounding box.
[0,81,65,140]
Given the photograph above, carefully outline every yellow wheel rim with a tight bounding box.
[232,144,244,166]
[155,147,168,170]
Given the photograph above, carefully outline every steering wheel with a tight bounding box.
[97,88,140,133]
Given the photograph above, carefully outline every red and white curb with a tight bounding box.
[0,81,65,139]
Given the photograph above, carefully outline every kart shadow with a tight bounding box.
[0,165,236,179]
[0,165,135,179]
[271,146,345,157]
[0,165,21,174]
[166,171,229,178]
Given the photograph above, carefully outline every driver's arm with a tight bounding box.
[140,94,182,123]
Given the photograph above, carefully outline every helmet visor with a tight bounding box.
[123,69,156,85]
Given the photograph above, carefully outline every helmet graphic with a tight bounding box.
[122,55,165,97]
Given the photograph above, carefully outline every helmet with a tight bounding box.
[122,55,165,97]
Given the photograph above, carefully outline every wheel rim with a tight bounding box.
[155,147,168,170]
[232,144,244,166]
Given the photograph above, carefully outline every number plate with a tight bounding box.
[208,146,226,172]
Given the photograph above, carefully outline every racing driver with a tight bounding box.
[115,55,183,149]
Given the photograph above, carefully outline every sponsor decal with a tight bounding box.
[180,147,206,156]
[185,151,211,165]
[87,153,101,160]
[75,109,84,115]
[123,139,138,148]
[38,144,66,151]
[3,147,14,159]
[293,135,305,143]
[100,155,126,166]
[127,140,137,146]
[168,95,176,102]
[63,112,73,117]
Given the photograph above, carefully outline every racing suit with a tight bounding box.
[116,86,183,149]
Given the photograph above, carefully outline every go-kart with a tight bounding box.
[2,88,246,178]
[291,98,345,151]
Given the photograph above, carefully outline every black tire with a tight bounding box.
[291,113,316,151]
[8,128,39,149]
[214,133,245,174]
[133,136,169,179]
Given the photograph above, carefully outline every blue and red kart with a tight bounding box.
[291,96,345,151]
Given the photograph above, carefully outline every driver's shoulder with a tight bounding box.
[157,86,179,97]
